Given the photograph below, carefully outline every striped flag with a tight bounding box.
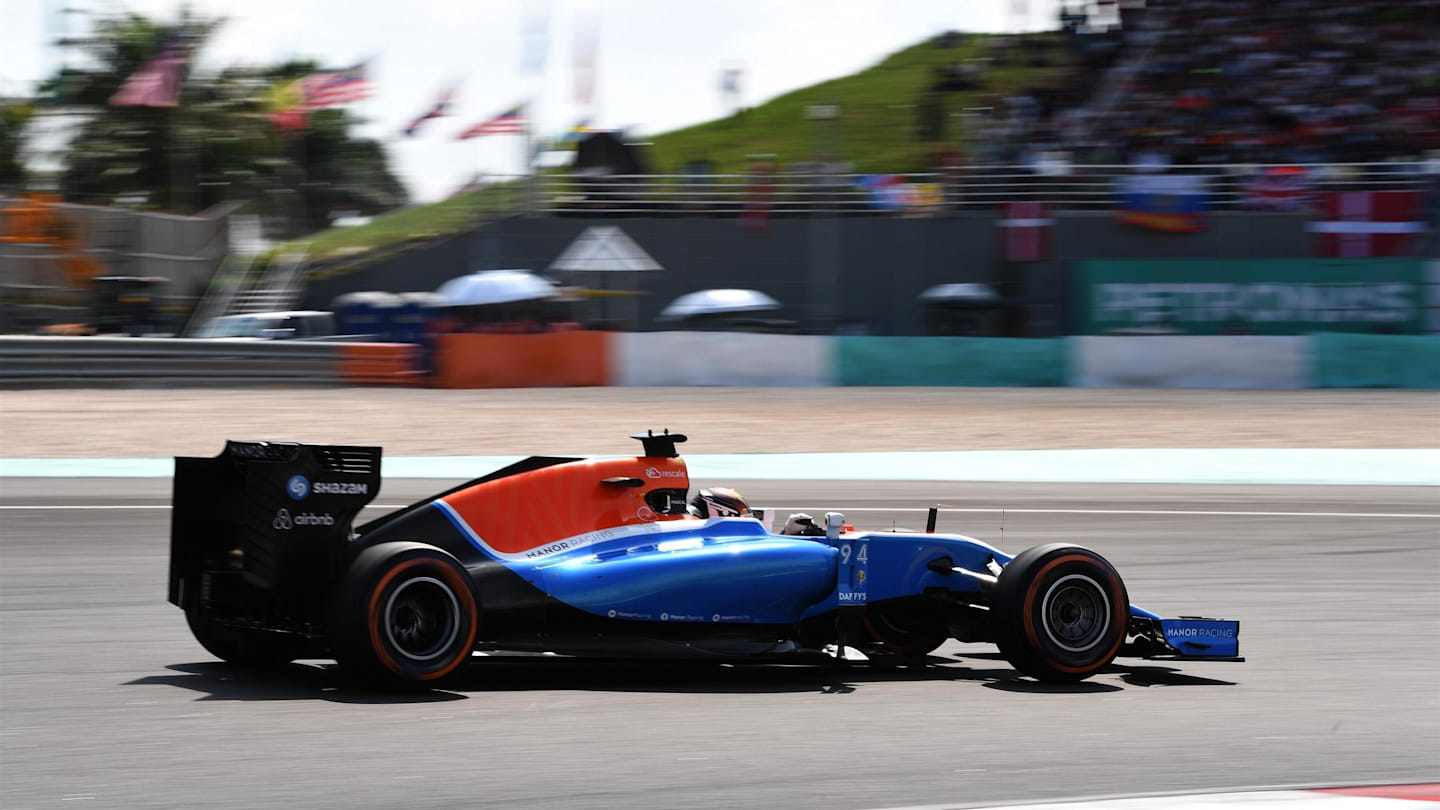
[266,78,309,132]
[303,62,371,108]
[1242,166,1312,212]
[999,201,1052,262]
[572,4,599,106]
[1311,191,1424,257]
[109,37,187,107]
[457,106,527,139]
[520,0,552,77]
[402,83,458,137]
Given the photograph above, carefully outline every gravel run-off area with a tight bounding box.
[1,387,1436,458]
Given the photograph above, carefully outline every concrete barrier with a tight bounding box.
[836,337,1066,387]
[8,332,1431,390]
[431,331,610,389]
[615,332,831,386]
[1073,336,1307,389]
[1311,332,1440,388]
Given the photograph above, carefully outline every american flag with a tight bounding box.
[457,106,527,139]
[303,63,371,108]
[109,37,187,107]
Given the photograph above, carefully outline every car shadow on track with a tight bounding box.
[1117,666,1238,687]
[960,652,1236,692]
[127,662,469,705]
[125,649,1243,702]
[442,655,1025,695]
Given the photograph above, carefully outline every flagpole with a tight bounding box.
[524,99,536,215]
[170,105,180,211]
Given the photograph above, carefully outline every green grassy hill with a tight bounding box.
[287,30,1069,264]
[647,31,1067,175]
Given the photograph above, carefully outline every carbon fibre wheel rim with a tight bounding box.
[1041,573,1111,654]
[383,576,461,663]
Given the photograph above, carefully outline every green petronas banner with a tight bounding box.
[1074,259,1426,335]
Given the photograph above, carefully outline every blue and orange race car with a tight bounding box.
[169,431,1241,688]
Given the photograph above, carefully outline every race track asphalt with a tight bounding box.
[1,479,1437,810]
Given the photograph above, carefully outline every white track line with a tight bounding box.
[763,507,1440,519]
[864,786,1440,810]
[0,504,1435,519]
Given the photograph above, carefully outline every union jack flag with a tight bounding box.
[457,106,527,139]
[109,36,187,107]
[303,62,371,108]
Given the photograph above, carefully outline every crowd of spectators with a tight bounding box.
[986,0,1440,169]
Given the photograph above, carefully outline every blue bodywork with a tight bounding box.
[530,520,1011,624]
[438,508,1011,624]
[435,503,1239,662]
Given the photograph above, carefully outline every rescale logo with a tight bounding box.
[286,475,310,501]
[644,466,685,479]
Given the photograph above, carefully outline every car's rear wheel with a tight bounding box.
[185,609,303,666]
[331,543,478,689]
[990,544,1128,683]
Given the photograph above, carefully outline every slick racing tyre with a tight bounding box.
[991,544,1128,683]
[331,543,478,689]
[185,609,303,666]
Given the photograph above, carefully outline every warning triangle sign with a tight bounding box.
[548,226,662,273]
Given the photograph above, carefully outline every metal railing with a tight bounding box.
[527,163,1436,216]
[0,336,353,387]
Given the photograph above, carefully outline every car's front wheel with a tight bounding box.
[990,543,1129,683]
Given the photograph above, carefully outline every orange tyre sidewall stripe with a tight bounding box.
[1020,553,1126,675]
[366,557,479,681]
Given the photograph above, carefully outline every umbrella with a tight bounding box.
[331,291,404,310]
[435,270,559,307]
[918,283,1001,305]
[658,289,781,322]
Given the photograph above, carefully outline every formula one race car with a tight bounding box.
[168,431,1241,688]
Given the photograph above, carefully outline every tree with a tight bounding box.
[39,10,407,237]
[0,101,33,193]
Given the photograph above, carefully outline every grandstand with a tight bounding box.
[990,0,1440,169]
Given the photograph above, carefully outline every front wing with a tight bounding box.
[1129,612,1243,661]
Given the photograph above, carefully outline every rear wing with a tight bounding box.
[168,441,381,618]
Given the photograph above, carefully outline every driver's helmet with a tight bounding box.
[689,487,751,518]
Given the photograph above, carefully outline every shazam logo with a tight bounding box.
[286,475,310,501]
